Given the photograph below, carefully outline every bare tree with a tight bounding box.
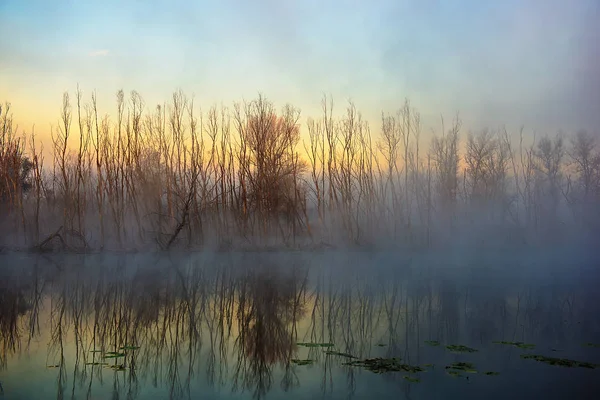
[430,115,461,215]
[569,129,600,199]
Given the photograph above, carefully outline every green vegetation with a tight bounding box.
[424,340,440,346]
[446,344,478,353]
[403,375,420,383]
[297,342,334,348]
[445,362,478,374]
[323,350,357,358]
[344,358,425,374]
[446,370,463,378]
[484,371,500,376]
[493,341,535,350]
[520,354,598,369]
[103,352,126,359]
[291,359,314,366]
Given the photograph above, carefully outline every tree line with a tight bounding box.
[1,89,598,251]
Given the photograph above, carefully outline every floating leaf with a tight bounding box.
[46,365,60,368]
[403,375,420,383]
[85,362,107,366]
[446,370,463,378]
[297,342,334,348]
[324,350,357,358]
[344,358,423,374]
[520,354,598,369]
[446,362,477,374]
[375,343,387,347]
[424,340,440,346]
[484,371,500,376]
[423,363,434,368]
[90,350,102,353]
[493,341,535,350]
[446,345,478,353]
[291,359,314,366]
[103,352,126,359]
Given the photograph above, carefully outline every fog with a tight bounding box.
[1,92,599,254]
[1,1,599,398]
[1,87,600,399]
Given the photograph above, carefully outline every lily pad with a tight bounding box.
[85,362,107,366]
[375,343,387,347]
[46,364,60,368]
[520,354,598,369]
[103,352,126,359]
[493,341,535,350]
[291,359,314,366]
[403,375,420,383]
[324,350,357,358]
[424,340,440,346]
[344,358,424,374]
[446,344,478,353]
[446,370,463,378]
[297,342,334,348]
[446,362,478,374]
[484,371,500,376]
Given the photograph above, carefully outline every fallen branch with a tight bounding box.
[33,226,69,252]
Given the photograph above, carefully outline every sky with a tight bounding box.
[1,0,598,145]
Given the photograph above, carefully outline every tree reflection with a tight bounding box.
[0,253,596,399]
[233,259,308,399]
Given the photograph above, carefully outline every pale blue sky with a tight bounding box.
[1,0,598,140]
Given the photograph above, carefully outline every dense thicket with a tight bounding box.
[1,90,598,251]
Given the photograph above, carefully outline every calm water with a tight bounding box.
[0,249,599,400]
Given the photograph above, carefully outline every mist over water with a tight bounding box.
[0,249,598,400]
[1,1,599,399]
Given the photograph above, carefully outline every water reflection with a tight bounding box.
[0,252,598,399]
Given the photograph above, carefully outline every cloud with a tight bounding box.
[88,49,109,57]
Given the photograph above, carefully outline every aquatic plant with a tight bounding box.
[344,358,425,374]
[297,342,334,348]
[291,359,314,366]
[493,340,535,350]
[520,354,598,369]
[323,350,357,358]
[445,362,478,374]
[445,344,478,353]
